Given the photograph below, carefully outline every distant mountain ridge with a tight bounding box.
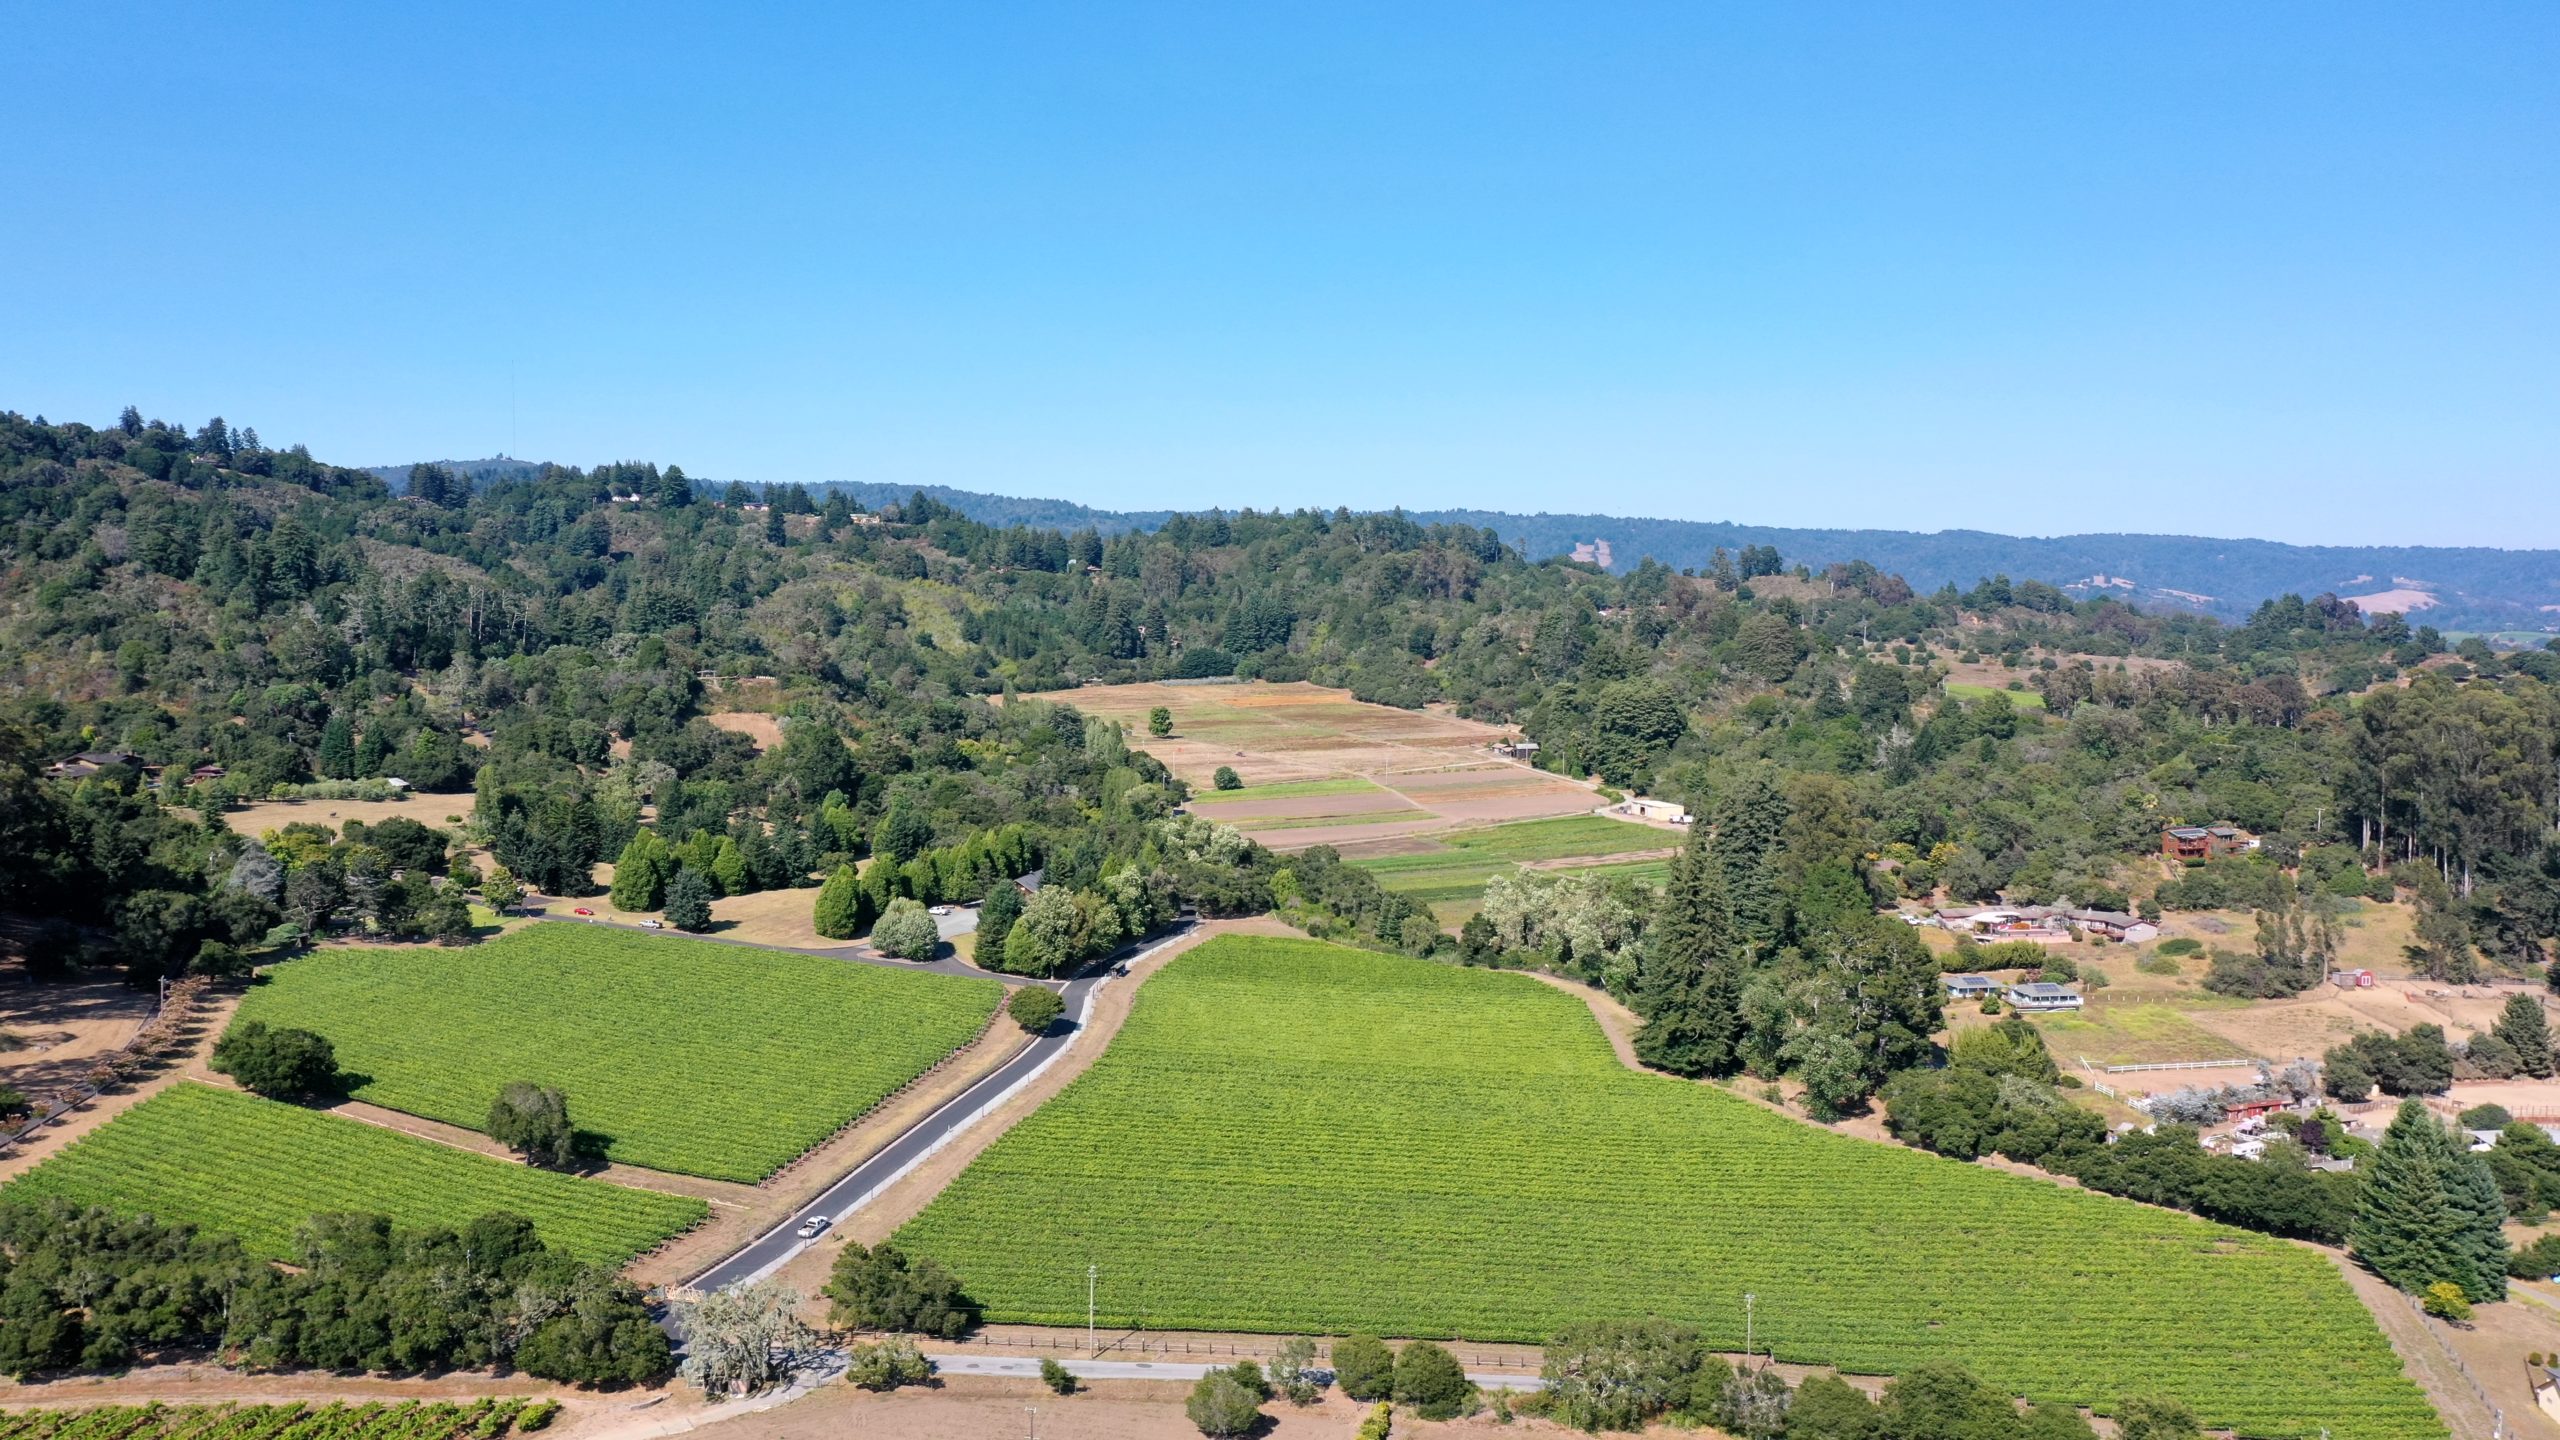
[373,460,2558,630]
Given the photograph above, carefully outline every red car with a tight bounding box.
[572,907,594,917]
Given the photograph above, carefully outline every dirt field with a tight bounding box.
[0,978,157,1092]
[1027,682,1597,847]
[0,986,241,1183]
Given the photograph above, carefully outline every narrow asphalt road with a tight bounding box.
[925,1352,1540,1390]
[682,922,1196,1292]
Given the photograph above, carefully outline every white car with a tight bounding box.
[929,905,954,917]
[640,919,664,930]
[796,1215,831,1239]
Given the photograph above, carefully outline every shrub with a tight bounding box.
[2421,1281,2474,1322]
[872,898,941,961]
[1212,766,1242,791]
[2460,1103,2514,1131]
[824,1242,976,1339]
[1270,1335,1324,1404]
[2509,1233,2560,1280]
[516,1401,560,1432]
[845,1337,935,1390]
[1355,1402,1393,1440]
[1392,1339,1473,1419]
[2135,951,2183,975]
[210,1020,340,1099]
[1007,986,1066,1033]
[2155,937,2201,956]
[1185,1370,1260,1437]
[1333,1333,1394,1402]
[1039,1356,1077,1394]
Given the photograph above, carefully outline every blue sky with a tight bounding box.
[5,3,2554,546]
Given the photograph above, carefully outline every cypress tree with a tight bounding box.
[1709,773,1791,952]
[1634,827,1742,1076]
[317,713,356,779]
[2354,1100,2509,1301]
[608,830,670,911]
[663,867,714,932]
[978,877,1024,960]
[710,835,749,896]
[813,864,866,940]
[2495,993,2555,1080]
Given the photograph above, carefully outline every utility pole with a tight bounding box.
[1087,1264,1098,1355]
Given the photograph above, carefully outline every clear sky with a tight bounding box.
[5,3,2554,546]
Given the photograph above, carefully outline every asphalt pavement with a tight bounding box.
[925,1352,1540,1390]
[683,921,1196,1292]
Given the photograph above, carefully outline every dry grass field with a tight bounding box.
[227,793,476,838]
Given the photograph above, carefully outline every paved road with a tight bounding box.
[683,922,1197,1292]
[925,1352,1540,1391]
[522,905,1040,987]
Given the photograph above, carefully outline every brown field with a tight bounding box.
[703,711,783,751]
[226,793,476,840]
[1026,682,1597,848]
[0,978,157,1093]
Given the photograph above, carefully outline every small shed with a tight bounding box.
[1012,868,1047,896]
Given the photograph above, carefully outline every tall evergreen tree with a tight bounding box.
[317,713,356,779]
[2353,1099,2509,1302]
[2495,993,2555,1080]
[1634,827,1742,1076]
[608,830,671,911]
[813,863,866,940]
[1709,772,1791,952]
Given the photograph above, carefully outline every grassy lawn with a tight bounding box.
[233,925,1002,1181]
[1944,681,2048,708]
[1351,815,1668,904]
[2029,1002,2260,1068]
[4,1084,704,1264]
[896,937,2431,1440]
[1190,776,1383,805]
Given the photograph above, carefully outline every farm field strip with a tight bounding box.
[1189,777,1384,805]
[4,1084,704,1265]
[232,925,1002,1181]
[896,937,2438,1440]
[1350,814,1671,905]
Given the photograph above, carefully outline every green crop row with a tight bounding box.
[897,937,2441,1440]
[4,1084,704,1265]
[1189,776,1382,804]
[233,924,1002,1181]
[0,1400,549,1440]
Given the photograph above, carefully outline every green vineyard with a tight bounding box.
[4,1084,704,1265]
[233,924,1003,1180]
[0,1400,558,1440]
[897,937,2441,1440]
[1349,814,1668,903]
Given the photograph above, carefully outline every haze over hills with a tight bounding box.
[378,460,2560,633]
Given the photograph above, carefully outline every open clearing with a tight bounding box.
[1028,681,1596,848]
[233,925,1001,1182]
[896,936,2435,1440]
[1347,814,1672,909]
[227,793,478,838]
[3,1083,703,1265]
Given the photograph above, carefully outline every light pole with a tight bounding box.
[1023,1405,1038,1439]
[1087,1264,1099,1354]
[1743,1293,1756,1368]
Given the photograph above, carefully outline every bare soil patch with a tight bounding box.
[0,978,158,1091]
[0,986,241,1183]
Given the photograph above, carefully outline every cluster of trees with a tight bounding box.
[0,1201,667,1383]
[1528,1318,2194,1440]
[1882,1023,2358,1243]
[1629,775,1942,1118]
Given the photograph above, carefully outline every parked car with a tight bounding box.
[929,905,954,916]
[796,1215,831,1239]
[572,907,594,917]
[640,919,664,930]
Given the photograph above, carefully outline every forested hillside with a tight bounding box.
[4,406,2558,1115]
